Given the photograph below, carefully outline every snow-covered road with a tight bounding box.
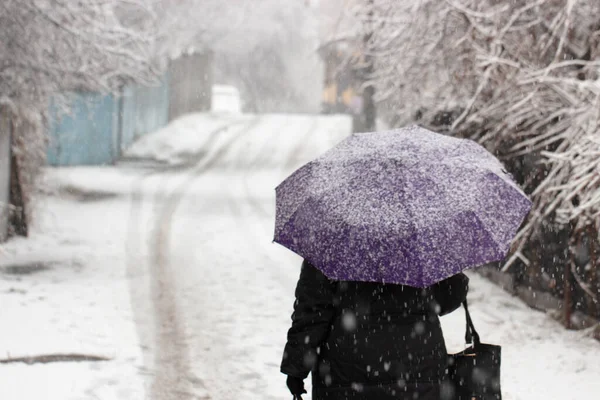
[1,113,599,400]
[125,113,600,400]
[125,114,351,399]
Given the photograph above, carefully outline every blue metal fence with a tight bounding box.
[47,92,119,166]
[47,74,170,166]
[120,75,169,152]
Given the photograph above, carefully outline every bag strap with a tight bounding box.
[463,300,481,346]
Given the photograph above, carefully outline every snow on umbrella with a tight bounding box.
[273,126,532,287]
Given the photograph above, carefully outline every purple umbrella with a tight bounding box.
[273,126,531,287]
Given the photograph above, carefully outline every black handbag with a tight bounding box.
[446,300,502,400]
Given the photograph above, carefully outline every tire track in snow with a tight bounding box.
[247,117,319,219]
[199,116,323,398]
[281,117,320,172]
[239,116,294,218]
[240,116,323,276]
[125,127,233,397]
[167,116,350,399]
[227,116,326,290]
[231,115,349,291]
[224,114,314,247]
[124,117,260,400]
[182,115,297,399]
[147,116,262,400]
[237,115,320,256]
[126,172,158,387]
[151,115,294,399]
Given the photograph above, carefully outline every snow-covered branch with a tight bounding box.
[0,0,164,233]
[356,0,600,238]
[0,0,161,110]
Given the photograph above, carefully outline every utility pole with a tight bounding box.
[361,0,376,132]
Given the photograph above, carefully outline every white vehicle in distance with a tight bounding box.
[211,85,242,114]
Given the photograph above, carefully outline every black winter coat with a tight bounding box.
[281,260,469,400]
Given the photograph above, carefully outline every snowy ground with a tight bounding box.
[1,112,599,400]
[0,172,144,399]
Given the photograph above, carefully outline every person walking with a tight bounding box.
[274,127,531,399]
[281,259,469,399]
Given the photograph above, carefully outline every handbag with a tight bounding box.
[446,300,502,400]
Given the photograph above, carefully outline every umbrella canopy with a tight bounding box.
[273,126,531,287]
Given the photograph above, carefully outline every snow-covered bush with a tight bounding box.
[0,0,160,107]
[0,0,160,231]
[355,0,600,317]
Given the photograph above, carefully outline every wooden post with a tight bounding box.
[9,118,28,237]
[564,235,576,329]
[361,0,376,132]
[0,107,10,242]
[587,224,599,318]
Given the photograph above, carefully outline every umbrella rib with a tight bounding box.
[400,170,422,286]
